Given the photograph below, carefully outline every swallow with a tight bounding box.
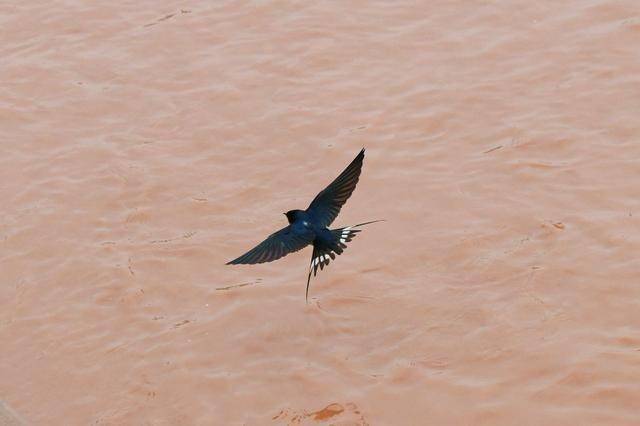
[226,148,382,301]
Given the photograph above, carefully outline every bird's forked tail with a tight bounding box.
[305,219,385,302]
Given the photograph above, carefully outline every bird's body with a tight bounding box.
[285,210,338,252]
[227,148,381,300]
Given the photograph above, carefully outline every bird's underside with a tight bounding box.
[226,148,382,300]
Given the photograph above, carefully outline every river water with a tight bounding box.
[1,1,639,424]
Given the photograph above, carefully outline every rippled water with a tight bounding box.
[1,1,640,424]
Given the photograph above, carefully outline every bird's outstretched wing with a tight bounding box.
[306,148,365,228]
[226,225,314,265]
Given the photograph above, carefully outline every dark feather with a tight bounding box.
[227,225,314,265]
[306,148,365,227]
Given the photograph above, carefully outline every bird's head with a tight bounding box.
[284,209,304,224]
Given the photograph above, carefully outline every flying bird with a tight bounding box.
[226,148,382,301]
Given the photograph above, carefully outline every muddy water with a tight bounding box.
[2,1,640,424]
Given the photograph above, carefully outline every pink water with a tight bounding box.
[1,1,640,424]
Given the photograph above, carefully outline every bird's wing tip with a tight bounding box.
[356,147,365,160]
